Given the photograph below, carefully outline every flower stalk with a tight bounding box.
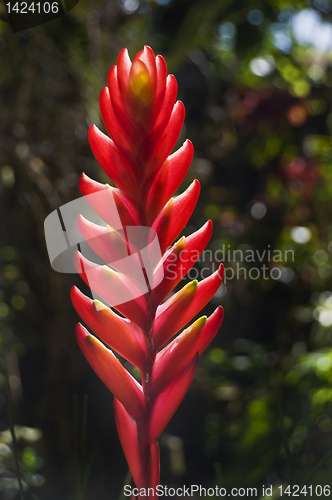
[72,46,224,498]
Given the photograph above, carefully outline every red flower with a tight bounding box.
[71,46,224,497]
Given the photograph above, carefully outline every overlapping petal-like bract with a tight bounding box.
[72,46,224,497]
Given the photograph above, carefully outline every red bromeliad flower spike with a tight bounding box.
[71,46,224,498]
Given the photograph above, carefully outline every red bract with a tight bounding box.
[72,46,224,497]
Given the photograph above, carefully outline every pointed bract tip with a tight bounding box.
[192,178,201,189]
[118,47,130,63]
[75,322,89,341]
[183,139,194,155]
[143,45,155,57]
[175,236,186,250]
[88,123,96,134]
[93,299,108,311]
[198,315,207,325]
[70,285,78,296]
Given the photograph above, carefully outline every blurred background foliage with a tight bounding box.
[1,0,332,498]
